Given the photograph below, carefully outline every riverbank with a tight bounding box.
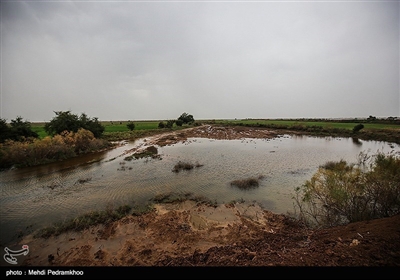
[17,199,400,267]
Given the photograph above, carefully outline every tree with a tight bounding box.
[45,111,80,136]
[0,117,39,142]
[165,120,175,128]
[158,121,165,128]
[45,111,105,138]
[126,122,135,131]
[175,119,183,126]
[79,113,104,138]
[9,117,38,141]
[0,118,11,143]
[177,112,194,125]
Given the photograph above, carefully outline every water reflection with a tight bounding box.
[352,137,362,146]
[0,135,398,246]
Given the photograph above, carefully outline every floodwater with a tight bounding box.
[1,134,398,246]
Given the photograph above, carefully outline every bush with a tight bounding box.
[0,128,110,169]
[177,112,195,124]
[352,123,364,133]
[126,122,135,131]
[0,117,38,142]
[158,121,165,128]
[165,120,175,129]
[175,119,183,126]
[45,111,105,138]
[294,152,400,228]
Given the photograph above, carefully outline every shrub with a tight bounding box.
[127,122,135,131]
[175,119,183,126]
[178,112,195,124]
[0,128,110,169]
[45,111,105,138]
[165,120,175,129]
[0,117,38,142]
[158,121,165,128]
[294,152,400,228]
[352,123,364,133]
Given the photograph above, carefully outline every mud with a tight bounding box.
[20,200,400,267]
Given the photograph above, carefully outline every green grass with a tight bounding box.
[31,126,48,139]
[214,119,400,131]
[29,121,162,138]
[102,121,160,132]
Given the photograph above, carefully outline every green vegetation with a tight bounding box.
[45,111,105,138]
[352,123,364,133]
[103,121,160,132]
[0,112,197,169]
[213,118,400,130]
[0,117,39,142]
[294,152,400,228]
[178,112,195,125]
[30,124,47,139]
[126,121,136,131]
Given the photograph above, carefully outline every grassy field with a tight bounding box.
[30,121,162,138]
[30,118,399,140]
[30,124,48,139]
[102,121,160,132]
[213,119,400,130]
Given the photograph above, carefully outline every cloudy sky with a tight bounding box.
[1,0,399,122]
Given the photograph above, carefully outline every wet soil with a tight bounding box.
[13,125,400,274]
[146,124,282,146]
[20,199,400,268]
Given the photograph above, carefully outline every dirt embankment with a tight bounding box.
[20,200,400,267]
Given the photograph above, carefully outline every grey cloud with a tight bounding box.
[1,1,398,121]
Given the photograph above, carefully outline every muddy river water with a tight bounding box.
[1,133,398,246]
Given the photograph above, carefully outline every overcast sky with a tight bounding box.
[1,0,399,122]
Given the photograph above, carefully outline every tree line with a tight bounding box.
[0,111,104,143]
[1,111,196,142]
[0,116,39,142]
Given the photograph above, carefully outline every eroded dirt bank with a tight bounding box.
[20,200,400,267]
